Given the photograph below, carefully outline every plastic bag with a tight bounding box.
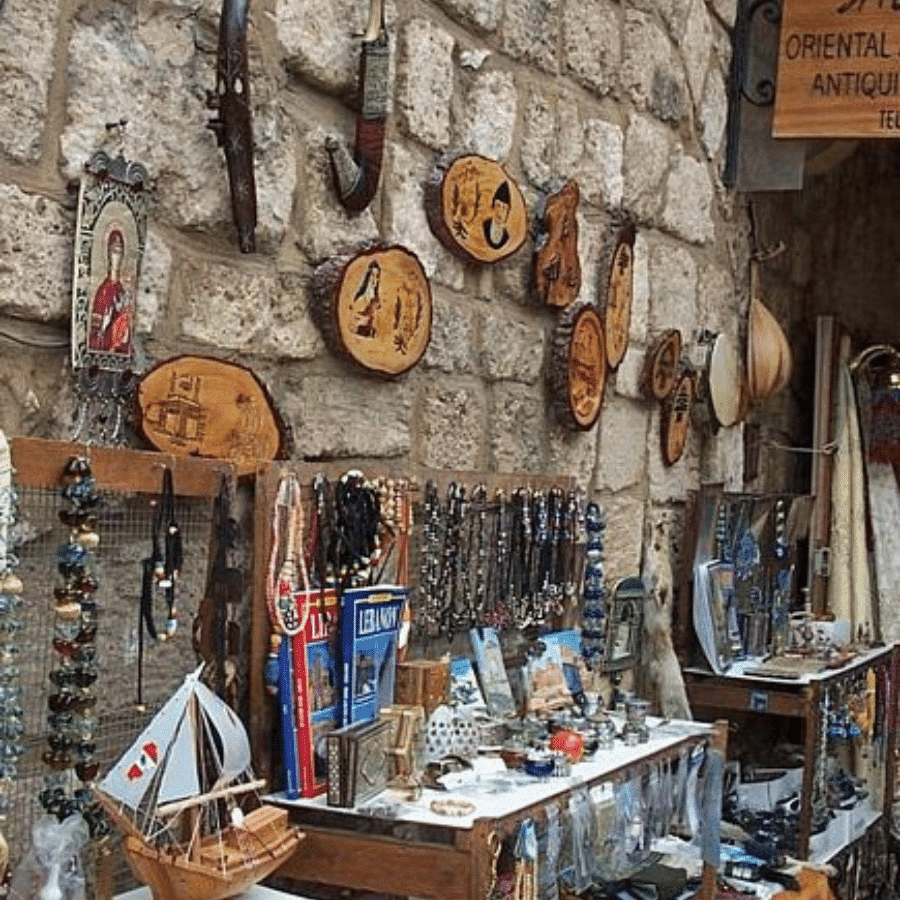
[8,814,88,900]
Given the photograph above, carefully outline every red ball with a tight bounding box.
[549,729,585,762]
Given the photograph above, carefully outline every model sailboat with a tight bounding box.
[94,668,303,900]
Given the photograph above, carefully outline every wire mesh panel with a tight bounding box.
[7,479,214,896]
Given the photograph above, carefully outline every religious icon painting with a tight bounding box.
[551,301,606,431]
[70,150,149,443]
[310,243,432,376]
[599,220,636,371]
[424,153,528,265]
[533,179,581,309]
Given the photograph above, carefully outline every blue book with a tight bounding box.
[278,636,300,799]
[339,585,407,726]
[469,626,516,718]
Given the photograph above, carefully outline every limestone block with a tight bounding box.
[629,0,691,41]
[562,0,620,96]
[647,403,701,501]
[500,0,560,75]
[133,226,170,337]
[648,240,698,336]
[680,0,714,103]
[0,0,59,162]
[697,262,737,335]
[601,495,646,583]
[622,10,687,123]
[478,311,545,383]
[385,143,464,291]
[292,123,379,263]
[458,71,517,161]
[521,87,584,188]
[612,347,648,401]
[701,422,744,491]
[421,382,487,470]
[577,213,607,309]
[178,259,319,360]
[0,185,72,322]
[434,0,500,33]
[595,399,648,492]
[579,119,623,209]
[631,231,651,346]
[661,154,715,245]
[547,424,598,489]
[423,293,478,374]
[700,67,728,160]
[710,0,738,31]
[623,113,672,223]
[491,381,546,472]
[396,19,455,149]
[286,374,413,459]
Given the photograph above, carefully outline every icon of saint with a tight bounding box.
[88,228,133,355]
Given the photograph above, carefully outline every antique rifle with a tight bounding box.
[325,0,389,213]
[207,0,257,252]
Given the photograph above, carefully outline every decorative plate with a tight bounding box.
[600,221,636,370]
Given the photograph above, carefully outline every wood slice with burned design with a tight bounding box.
[311,244,432,376]
[641,329,682,401]
[533,179,581,308]
[661,370,694,465]
[551,302,606,431]
[424,154,528,264]
[599,220,636,370]
[136,355,286,474]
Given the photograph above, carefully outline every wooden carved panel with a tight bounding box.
[662,371,694,465]
[424,154,528,265]
[311,244,432,376]
[641,329,682,401]
[533,179,581,308]
[600,221,636,370]
[551,303,606,431]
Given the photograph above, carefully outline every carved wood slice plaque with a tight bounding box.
[311,244,432,376]
[533,179,581,308]
[661,371,694,466]
[600,221,636,370]
[641,329,682,401]
[551,303,606,431]
[136,355,285,474]
[425,154,528,265]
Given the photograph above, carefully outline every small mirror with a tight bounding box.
[606,576,645,672]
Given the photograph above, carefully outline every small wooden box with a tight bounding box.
[394,659,449,717]
[381,704,426,778]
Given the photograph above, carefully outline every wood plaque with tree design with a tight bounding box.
[551,302,606,431]
[661,370,694,465]
[533,179,581,308]
[424,154,528,265]
[136,355,286,474]
[600,221,636,370]
[311,244,432,376]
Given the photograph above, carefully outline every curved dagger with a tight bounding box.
[325,0,388,214]
[207,0,258,252]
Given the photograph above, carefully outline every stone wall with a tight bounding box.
[0,0,753,576]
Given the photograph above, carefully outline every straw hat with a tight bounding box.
[747,295,792,404]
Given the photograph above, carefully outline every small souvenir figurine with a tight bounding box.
[70,146,148,444]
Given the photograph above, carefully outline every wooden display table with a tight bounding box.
[270,718,724,900]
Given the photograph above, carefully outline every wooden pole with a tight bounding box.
[700,719,730,900]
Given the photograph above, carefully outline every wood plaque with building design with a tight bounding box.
[773,0,900,136]
[551,302,606,431]
[311,244,432,376]
[601,221,635,370]
[424,154,528,264]
[136,355,285,474]
[533,179,581,308]
[662,371,694,465]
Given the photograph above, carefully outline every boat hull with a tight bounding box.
[121,805,303,900]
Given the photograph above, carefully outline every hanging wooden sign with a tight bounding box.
[424,154,528,264]
[551,302,606,431]
[773,0,900,137]
[661,371,694,465]
[533,179,581,308]
[641,329,683,401]
[600,221,635,370]
[311,244,432,376]
[136,355,286,474]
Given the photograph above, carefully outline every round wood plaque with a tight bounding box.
[661,371,694,466]
[707,332,742,428]
[136,355,286,474]
[311,244,432,376]
[641,329,682,401]
[552,303,606,431]
[425,154,528,265]
[533,179,581,308]
[600,221,636,370]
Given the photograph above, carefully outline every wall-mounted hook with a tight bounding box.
[325,0,388,214]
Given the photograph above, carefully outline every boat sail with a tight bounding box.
[94,668,303,900]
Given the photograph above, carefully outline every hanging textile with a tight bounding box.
[826,336,872,633]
